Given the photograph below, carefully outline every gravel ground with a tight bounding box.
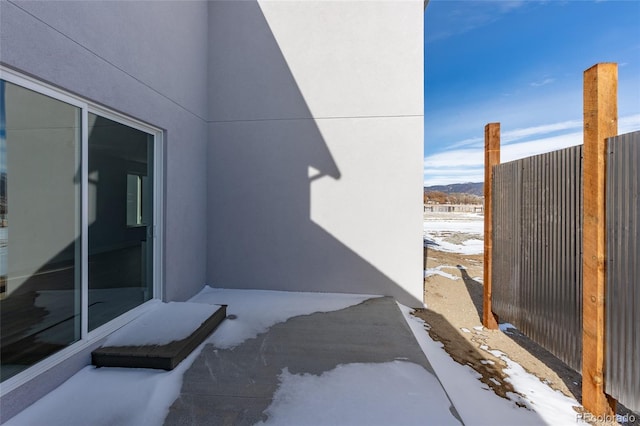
[419,212,638,426]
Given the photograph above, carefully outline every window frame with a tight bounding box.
[0,66,164,394]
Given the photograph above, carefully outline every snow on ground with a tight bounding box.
[104,301,221,346]
[424,213,484,255]
[256,361,459,426]
[190,287,376,349]
[9,284,587,426]
[499,322,518,333]
[420,213,587,425]
[481,345,584,425]
[424,265,461,280]
[423,214,484,234]
[5,338,206,426]
[399,304,586,426]
[6,288,376,426]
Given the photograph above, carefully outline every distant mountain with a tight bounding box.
[424,182,483,197]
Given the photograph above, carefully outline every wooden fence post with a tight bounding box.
[483,123,500,330]
[582,63,617,416]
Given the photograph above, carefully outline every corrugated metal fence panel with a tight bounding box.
[606,131,640,413]
[492,160,521,322]
[492,145,583,373]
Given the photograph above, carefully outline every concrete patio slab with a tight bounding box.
[164,296,461,425]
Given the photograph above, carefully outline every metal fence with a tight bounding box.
[492,161,521,322]
[492,145,583,373]
[492,132,640,411]
[605,131,640,413]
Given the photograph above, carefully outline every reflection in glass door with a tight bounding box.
[0,80,82,381]
[87,113,154,331]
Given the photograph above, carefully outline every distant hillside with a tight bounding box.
[424,182,483,197]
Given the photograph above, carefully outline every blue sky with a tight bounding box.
[423,0,640,186]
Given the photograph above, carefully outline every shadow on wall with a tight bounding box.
[207,1,421,307]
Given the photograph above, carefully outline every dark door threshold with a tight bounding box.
[92,305,227,370]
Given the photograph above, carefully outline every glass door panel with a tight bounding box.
[0,80,81,381]
[87,113,153,331]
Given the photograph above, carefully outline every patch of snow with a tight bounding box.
[499,322,518,333]
[487,348,506,358]
[423,218,484,255]
[424,265,460,281]
[461,328,471,333]
[473,325,484,331]
[488,345,506,358]
[398,303,586,426]
[499,353,583,425]
[191,287,376,349]
[481,360,495,365]
[104,301,221,346]
[425,237,484,255]
[6,288,375,426]
[424,219,484,234]
[5,351,200,426]
[257,361,460,426]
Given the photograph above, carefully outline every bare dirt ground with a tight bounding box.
[416,214,638,426]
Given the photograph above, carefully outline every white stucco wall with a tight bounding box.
[207,1,424,307]
[0,1,210,420]
[0,0,210,303]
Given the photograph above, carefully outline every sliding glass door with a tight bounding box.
[0,75,161,383]
[87,113,154,330]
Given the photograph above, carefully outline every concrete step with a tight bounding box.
[92,305,227,370]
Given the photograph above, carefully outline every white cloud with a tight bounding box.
[426,1,527,44]
[424,76,584,150]
[502,131,582,162]
[424,114,640,186]
[424,174,485,187]
[423,165,485,186]
[620,113,640,134]
[501,119,582,143]
[447,136,484,150]
[530,77,555,87]
[499,1,526,12]
[435,119,584,151]
[424,149,484,169]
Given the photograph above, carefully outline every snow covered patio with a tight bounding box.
[6,288,462,426]
[5,284,597,425]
